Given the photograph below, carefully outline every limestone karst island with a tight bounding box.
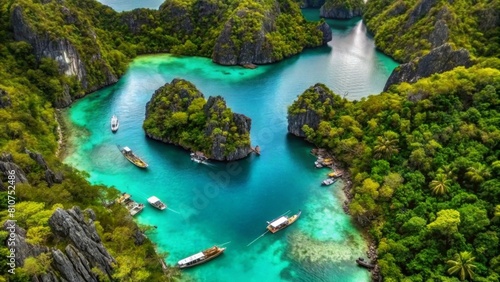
[1,0,499,281]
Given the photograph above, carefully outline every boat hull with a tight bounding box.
[177,247,225,269]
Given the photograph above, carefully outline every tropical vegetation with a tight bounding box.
[143,79,251,159]
[288,63,500,280]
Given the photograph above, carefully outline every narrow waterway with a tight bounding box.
[65,7,398,281]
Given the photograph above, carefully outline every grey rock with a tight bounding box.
[320,0,364,19]
[26,149,48,169]
[121,9,156,35]
[133,228,146,245]
[288,84,336,137]
[51,248,94,282]
[317,21,333,44]
[0,88,11,108]
[39,272,62,282]
[429,20,449,48]
[11,5,118,106]
[405,0,438,28]
[45,169,64,187]
[0,153,29,184]
[49,207,116,276]
[2,220,49,267]
[299,0,326,8]
[384,43,472,91]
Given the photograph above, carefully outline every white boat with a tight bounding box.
[190,151,208,163]
[266,210,302,233]
[147,196,166,210]
[177,246,226,269]
[322,178,338,186]
[111,115,119,132]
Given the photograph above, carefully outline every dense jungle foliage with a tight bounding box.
[364,0,500,62]
[143,79,251,158]
[288,62,500,281]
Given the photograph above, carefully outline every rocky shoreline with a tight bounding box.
[311,148,381,282]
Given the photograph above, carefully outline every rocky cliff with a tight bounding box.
[10,1,122,107]
[364,0,499,62]
[211,0,332,65]
[3,207,115,282]
[319,0,364,19]
[384,43,472,91]
[297,0,326,8]
[144,79,252,161]
[288,83,339,137]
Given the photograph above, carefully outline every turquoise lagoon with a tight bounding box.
[64,8,398,282]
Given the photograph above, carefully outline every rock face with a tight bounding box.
[299,0,326,8]
[384,43,472,91]
[144,79,252,161]
[3,207,115,282]
[49,207,116,279]
[320,0,364,19]
[288,83,337,137]
[0,153,29,184]
[11,5,118,107]
[26,149,64,187]
[211,0,332,65]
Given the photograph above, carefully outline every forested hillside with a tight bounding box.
[364,0,500,62]
[288,62,500,280]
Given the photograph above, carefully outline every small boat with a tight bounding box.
[322,178,338,186]
[266,210,302,233]
[121,146,148,168]
[356,257,375,269]
[190,151,208,163]
[177,246,226,269]
[111,115,119,132]
[147,196,166,210]
[328,171,343,178]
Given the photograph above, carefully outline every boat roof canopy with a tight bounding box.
[270,216,288,228]
[148,196,160,203]
[178,252,205,264]
[123,146,131,152]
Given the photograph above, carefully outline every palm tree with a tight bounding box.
[466,163,491,183]
[373,132,399,159]
[429,173,452,195]
[447,251,477,281]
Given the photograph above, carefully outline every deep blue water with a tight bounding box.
[65,6,398,282]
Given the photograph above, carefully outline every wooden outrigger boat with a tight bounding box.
[121,146,148,168]
[177,246,226,269]
[147,196,166,210]
[266,210,302,233]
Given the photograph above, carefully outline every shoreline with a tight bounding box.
[312,148,381,282]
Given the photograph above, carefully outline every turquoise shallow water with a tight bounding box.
[65,8,398,282]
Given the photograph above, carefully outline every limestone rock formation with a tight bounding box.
[144,79,252,161]
[49,207,116,278]
[288,83,338,137]
[384,43,472,91]
[298,0,326,8]
[0,153,28,184]
[320,0,364,19]
[11,4,118,107]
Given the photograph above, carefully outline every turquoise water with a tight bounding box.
[64,9,398,282]
[98,0,164,11]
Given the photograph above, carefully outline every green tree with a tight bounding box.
[466,163,491,184]
[429,173,452,195]
[447,251,477,281]
[373,131,399,159]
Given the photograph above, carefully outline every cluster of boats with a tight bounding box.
[110,115,302,269]
[116,193,167,216]
[321,170,343,186]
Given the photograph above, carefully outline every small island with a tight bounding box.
[143,79,252,161]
